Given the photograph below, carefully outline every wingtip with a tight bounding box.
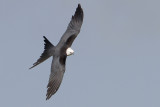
[73,3,83,20]
[77,4,82,11]
[46,93,52,100]
[78,3,81,7]
[43,36,47,40]
[46,96,51,100]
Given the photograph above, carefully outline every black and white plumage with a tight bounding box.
[30,4,83,100]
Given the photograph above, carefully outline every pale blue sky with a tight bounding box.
[1,0,160,107]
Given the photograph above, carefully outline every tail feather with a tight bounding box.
[29,36,54,69]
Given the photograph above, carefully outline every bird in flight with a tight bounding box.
[29,4,83,100]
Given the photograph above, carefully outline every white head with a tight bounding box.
[66,47,74,56]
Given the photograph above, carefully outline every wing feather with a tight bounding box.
[46,56,66,100]
[57,4,84,48]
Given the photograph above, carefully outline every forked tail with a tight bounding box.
[29,36,55,69]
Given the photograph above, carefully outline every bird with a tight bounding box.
[29,4,83,100]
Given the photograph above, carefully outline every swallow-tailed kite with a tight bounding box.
[30,4,83,100]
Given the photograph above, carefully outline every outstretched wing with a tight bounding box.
[57,4,84,48]
[46,55,66,100]
[29,36,54,69]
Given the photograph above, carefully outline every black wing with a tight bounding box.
[29,36,54,69]
[57,4,84,48]
[46,55,66,100]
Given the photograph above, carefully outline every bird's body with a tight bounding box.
[30,4,83,100]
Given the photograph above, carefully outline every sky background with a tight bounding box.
[1,0,160,107]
